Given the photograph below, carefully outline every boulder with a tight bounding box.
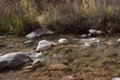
[0,52,32,69]
[36,40,54,51]
[58,38,68,44]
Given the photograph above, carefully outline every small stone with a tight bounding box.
[49,63,69,70]
[112,78,120,80]
[62,76,74,80]
[80,34,88,38]
[58,38,68,44]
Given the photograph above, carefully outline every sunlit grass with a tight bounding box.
[0,0,120,35]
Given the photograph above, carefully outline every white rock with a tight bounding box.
[80,34,88,38]
[117,39,120,43]
[26,29,44,39]
[89,29,103,37]
[112,78,120,80]
[58,38,68,44]
[36,40,53,51]
[0,52,32,68]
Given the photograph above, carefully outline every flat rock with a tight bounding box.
[0,52,32,69]
[36,40,53,51]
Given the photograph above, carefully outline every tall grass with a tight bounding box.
[0,0,120,35]
[44,0,120,34]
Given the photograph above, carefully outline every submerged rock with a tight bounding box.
[58,38,68,44]
[36,40,54,51]
[0,52,32,69]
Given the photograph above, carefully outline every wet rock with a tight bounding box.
[89,29,103,37]
[112,78,120,80]
[58,38,68,44]
[36,40,54,51]
[49,63,69,70]
[0,52,32,69]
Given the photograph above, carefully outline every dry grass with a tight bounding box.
[0,0,120,35]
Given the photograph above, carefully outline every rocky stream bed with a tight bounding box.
[0,33,120,80]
